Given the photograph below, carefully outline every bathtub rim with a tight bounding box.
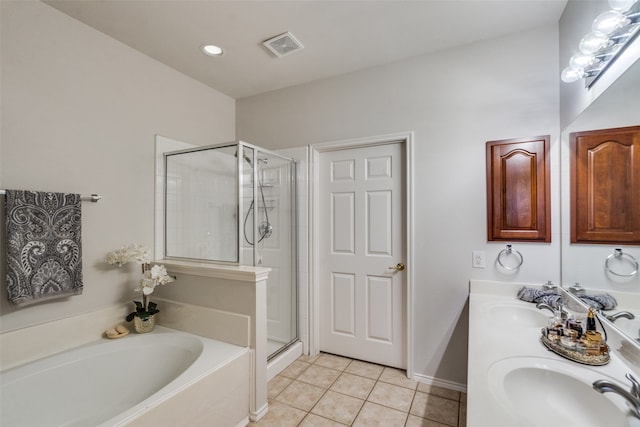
[1,326,250,427]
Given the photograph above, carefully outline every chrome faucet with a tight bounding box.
[593,373,640,418]
[606,311,635,322]
[536,302,568,320]
[536,302,555,314]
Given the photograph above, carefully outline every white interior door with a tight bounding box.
[319,142,406,368]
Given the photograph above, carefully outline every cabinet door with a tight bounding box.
[570,126,640,244]
[486,135,551,242]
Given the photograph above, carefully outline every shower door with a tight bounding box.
[239,143,298,358]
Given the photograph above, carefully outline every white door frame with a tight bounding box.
[309,131,414,377]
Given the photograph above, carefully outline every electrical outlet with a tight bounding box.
[472,251,486,268]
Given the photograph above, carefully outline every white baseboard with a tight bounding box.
[411,372,467,393]
[249,402,269,422]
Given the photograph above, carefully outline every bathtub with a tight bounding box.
[1,326,251,427]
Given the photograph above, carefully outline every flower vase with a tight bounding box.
[133,315,155,333]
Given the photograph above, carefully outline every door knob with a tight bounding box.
[388,263,406,271]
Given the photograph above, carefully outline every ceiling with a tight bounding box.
[44,0,568,99]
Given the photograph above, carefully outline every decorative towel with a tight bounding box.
[5,190,83,305]
[517,287,563,309]
[579,293,618,311]
[517,286,617,310]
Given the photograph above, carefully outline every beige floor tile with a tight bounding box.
[267,375,292,401]
[299,413,348,426]
[298,354,321,364]
[367,381,416,412]
[315,353,352,371]
[344,359,384,379]
[378,367,418,390]
[417,383,460,401]
[460,392,467,403]
[330,372,376,400]
[311,390,364,425]
[276,380,327,412]
[280,360,311,379]
[352,401,407,427]
[297,364,342,389]
[410,391,459,427]
[405,414,451,427]
[249,401,307,426]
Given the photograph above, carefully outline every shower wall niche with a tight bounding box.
[164,141,298,359]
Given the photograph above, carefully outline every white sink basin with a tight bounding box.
[609,316,640,340]
[488,357,640,426]
[482,301,550,327]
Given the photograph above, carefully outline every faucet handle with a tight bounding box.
[626,373,640,399]
[569,282,586,296]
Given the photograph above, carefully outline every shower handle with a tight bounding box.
[388,263,406,271]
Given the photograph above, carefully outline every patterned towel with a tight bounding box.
[517,287,563,308]
[579,293,617,311]
[517,286,617,310]
[5,190,83,305]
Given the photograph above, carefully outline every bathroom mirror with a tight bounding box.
[560,57,640,341]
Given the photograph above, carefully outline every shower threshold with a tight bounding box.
[267,340,303,380]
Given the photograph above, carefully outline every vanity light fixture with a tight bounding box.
[561,0,640,86]
[201,44,224,56]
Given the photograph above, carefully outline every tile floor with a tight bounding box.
[250,353,467,427]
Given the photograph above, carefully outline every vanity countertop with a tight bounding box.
[467,280,640,427]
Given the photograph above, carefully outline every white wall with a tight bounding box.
[0,1,235,332]
[237,25,561,386]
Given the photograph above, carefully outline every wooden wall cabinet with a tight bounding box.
[486,135,551,242]
[570,125,640,245]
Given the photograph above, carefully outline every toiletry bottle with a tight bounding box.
[587,308,597,332]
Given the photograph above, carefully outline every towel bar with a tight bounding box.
[497,244,524,270]
[0,190,101,202]
[605,248,639,277]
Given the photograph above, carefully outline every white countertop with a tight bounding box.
[467,280,640,427]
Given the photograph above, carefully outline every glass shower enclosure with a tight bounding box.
[163,141,297,359]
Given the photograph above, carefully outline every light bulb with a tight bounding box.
[579,32,610,54]
[201,44,224,56]
[592,10,627,36]
[570,53,595,68]
[561,66,584,83]
[608,0,637,11]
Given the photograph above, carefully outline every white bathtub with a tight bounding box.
[0,326,251,427]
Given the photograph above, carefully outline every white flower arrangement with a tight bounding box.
[137,264,174,296]
[105,244,175,321]
[105,243,151,267]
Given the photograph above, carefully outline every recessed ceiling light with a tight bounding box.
[201,44,223,56]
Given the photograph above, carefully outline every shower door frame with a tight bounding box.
[160,139,299,357]
[163,141,241,264]
[238,141,300,357]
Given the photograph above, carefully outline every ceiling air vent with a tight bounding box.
[262,32,304,58]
